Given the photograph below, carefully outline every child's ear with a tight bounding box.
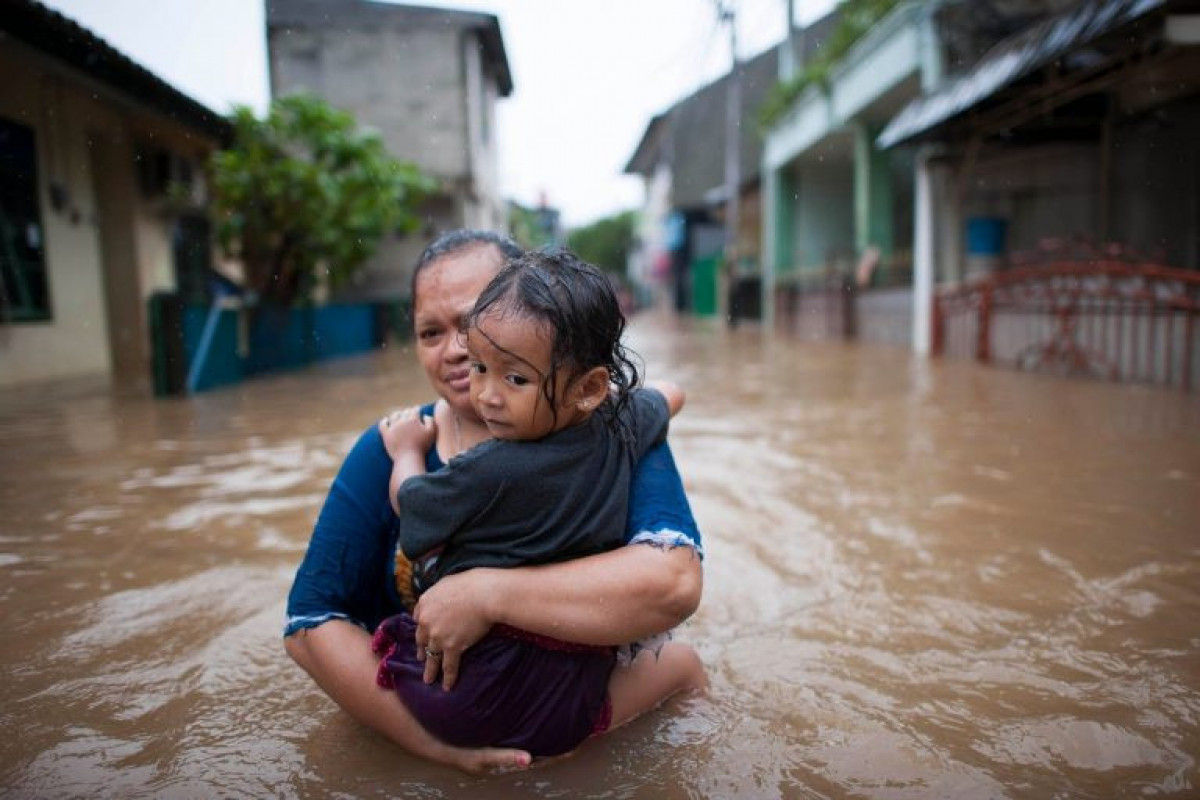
[571,366,610,412]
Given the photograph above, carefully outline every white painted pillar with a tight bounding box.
[761,164,778,330]
[912,146,935,355]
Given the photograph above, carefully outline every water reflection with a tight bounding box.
[1,316,1197,798]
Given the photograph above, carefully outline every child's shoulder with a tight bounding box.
[625,385,669,420]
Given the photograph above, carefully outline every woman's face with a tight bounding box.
[412,246,504,419]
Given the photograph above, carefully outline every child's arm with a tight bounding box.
[646,379,685,417]
[378,408,438,516]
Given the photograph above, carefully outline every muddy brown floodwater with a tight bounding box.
[2,314,1198,799]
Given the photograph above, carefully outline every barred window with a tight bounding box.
[0,117,50,322]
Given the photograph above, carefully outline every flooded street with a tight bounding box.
[2,314,1198,799]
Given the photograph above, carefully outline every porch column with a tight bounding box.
[762,165,777,329]
[912,146,935,355]
[761,164,794,330]
[853,122,894,260]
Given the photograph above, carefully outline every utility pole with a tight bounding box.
[780,0,797,80]
[716,0,740,323]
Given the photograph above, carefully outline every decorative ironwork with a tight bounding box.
[933,244,1200,391]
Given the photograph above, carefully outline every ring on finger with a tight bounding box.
[424,646,443,659]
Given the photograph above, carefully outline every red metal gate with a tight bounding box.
[932,252,1200,391]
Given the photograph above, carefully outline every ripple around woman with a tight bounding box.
[283,231,706,773]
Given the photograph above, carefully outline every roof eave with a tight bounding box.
[877,0,1171,149]
[3,0,234,144]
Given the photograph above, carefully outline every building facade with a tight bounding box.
[266,0,513,301]
[0,0,230,388]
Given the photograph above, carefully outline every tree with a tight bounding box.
[567,210,637,275]
[210,94,433,307]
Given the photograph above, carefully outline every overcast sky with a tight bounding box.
[42,0,837,227]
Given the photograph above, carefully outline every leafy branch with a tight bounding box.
[210,94,434,307]
[758,0,900,130]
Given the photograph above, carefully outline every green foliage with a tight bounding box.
[210,94,434,305]
[509,202,560,250]
[567,210,637,275]
[758,0,900,130]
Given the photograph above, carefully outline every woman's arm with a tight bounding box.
[414,441,703,689]
[285,620,528,772]
[414,544,700,688]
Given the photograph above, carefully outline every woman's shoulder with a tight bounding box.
[343,400,440,472]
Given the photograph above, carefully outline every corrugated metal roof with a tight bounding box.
[2,0,233,143]
[877,0,1167,148]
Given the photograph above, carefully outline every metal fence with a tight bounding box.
[933,260,1200,391]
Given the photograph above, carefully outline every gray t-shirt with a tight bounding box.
[396,388,669,586]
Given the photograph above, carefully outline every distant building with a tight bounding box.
[508,198,563,250]
[760,1,928,346]
[880,0,1200,385]
[625,11,840,319]
[266,0,513,301]
[0,0,231,388]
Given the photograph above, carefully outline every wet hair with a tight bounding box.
[410,229,524,302]
[465,246,642,443]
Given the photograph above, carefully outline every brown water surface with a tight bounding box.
[2,315,1198,798]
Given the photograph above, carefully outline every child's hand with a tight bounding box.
[379,406,438,458]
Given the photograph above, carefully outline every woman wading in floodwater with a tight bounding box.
[284,231,705,772]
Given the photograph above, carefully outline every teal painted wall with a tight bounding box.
[789,160,855,274]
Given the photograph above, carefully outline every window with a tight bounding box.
[0,117,51,322]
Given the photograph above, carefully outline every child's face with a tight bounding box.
[465,309,578,441]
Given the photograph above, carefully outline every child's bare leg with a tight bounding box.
[606,642,706,729]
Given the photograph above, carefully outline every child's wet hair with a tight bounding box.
[465,247,641,441]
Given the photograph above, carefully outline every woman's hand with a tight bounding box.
[412,568,502,690]
[411,543,702,690]
[379,406,437,459]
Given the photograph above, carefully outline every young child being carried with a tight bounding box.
[372,247,705,759]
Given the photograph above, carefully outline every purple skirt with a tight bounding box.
[373,613,615,757]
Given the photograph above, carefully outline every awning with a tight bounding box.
[877,0,1167,149]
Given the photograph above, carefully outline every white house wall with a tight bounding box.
[1,44,222,387]
[629,162,673,293]
[1,60,111,385]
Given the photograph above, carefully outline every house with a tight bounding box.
[0,0,231,388]
[624,39,791,317]
[266,0,513,301]
[759,1,933,346]
[879,0,1200,388]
